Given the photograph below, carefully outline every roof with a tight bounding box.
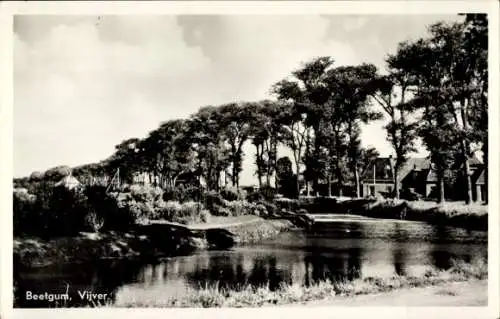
[396,158,431,181]
[471,167,486,185]
[451,155,484,169]
[54,175,81,189]
[361,158,394,182]
[361,157,431,182]
[424,169,439,182]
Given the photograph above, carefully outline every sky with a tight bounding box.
[14,14,464,184]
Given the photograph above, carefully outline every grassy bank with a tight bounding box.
[112,258,487,307]
[226,218,293,245]
[275,197,488,230]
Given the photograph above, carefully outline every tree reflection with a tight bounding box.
[393,223,408,276]
[303,247,362,285]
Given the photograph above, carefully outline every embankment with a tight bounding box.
[14,216,293,268]
[275,197,488,231]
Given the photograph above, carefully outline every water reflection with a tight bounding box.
[393,223,408,276]
[15,220,487,308]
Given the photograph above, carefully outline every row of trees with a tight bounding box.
[19,14,487,204]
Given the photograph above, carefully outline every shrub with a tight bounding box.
[163,186,182,202]
[199,209,211,223]
[247,186,277,202]
[226,200,246,216]
[158,200,182,220]
[254,203,269,217]
[274,198,300,211]
[39,186,90,237]
[220,187,240,201]
[85,185,135,230]
[163,185,202,203]
[130,184,163,203]
[180,201,203,218]
[157,200,210,224]
[212,205,232,217]
[258,201,277,216]
[84,209,104,232]
[204,190,225,211]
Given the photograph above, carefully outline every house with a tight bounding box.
[453,156,486,202]
[360,156,486,202]
[54,174,81,190]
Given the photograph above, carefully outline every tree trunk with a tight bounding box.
[460,101,473,204]
[394,163,400,200]
[337,168,344,197]
[461,140,473,204]
[354,168,360,198]
[305,129,311,196]
[272,138,278,189]
[327,174,332,197]
[296,162,300,198]
[483,142,488,204]
[336,159,343,197]
[438,171,445,204]
[312,124,321,194]
[232,161,237,188]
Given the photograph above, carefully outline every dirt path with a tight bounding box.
[288,280,487,307]
[148,215,262,231]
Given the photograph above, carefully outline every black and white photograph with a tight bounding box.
[1,1,499,317]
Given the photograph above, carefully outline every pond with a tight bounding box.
[14,219,487,307]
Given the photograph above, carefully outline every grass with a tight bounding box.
[227,218,293,244]
[110,258,487,308]
[363,199,488,230]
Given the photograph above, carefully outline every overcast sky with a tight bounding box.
[14,14,463,184]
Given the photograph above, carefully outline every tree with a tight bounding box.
[371,43,421,199]
[272,57,337,196]
[250,100,284,188]
[276,156,298,198]
[145,119,197,188]
[219,102,255,189]
[189,106,231,191]
[108,138,143,185]
[463,14,488,203]
[328,64,382,198]
[29,171,44,181]
[389,16,488,204]
[44,165,72,182]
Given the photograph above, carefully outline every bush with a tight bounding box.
[163,185,201,203]
[204,190,225,211]
[85,185,135,230]
[84,209,104,232]
[159,200,183,220]
[157,200,210,224]
[220,187,240,201]
[247,186,277,202]
[199,209,211,223]
[130,184,163,203]
[212,205,232,217]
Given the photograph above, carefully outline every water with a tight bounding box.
[14,219,487,307]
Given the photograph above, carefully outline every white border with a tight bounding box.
[1,1,498,319]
